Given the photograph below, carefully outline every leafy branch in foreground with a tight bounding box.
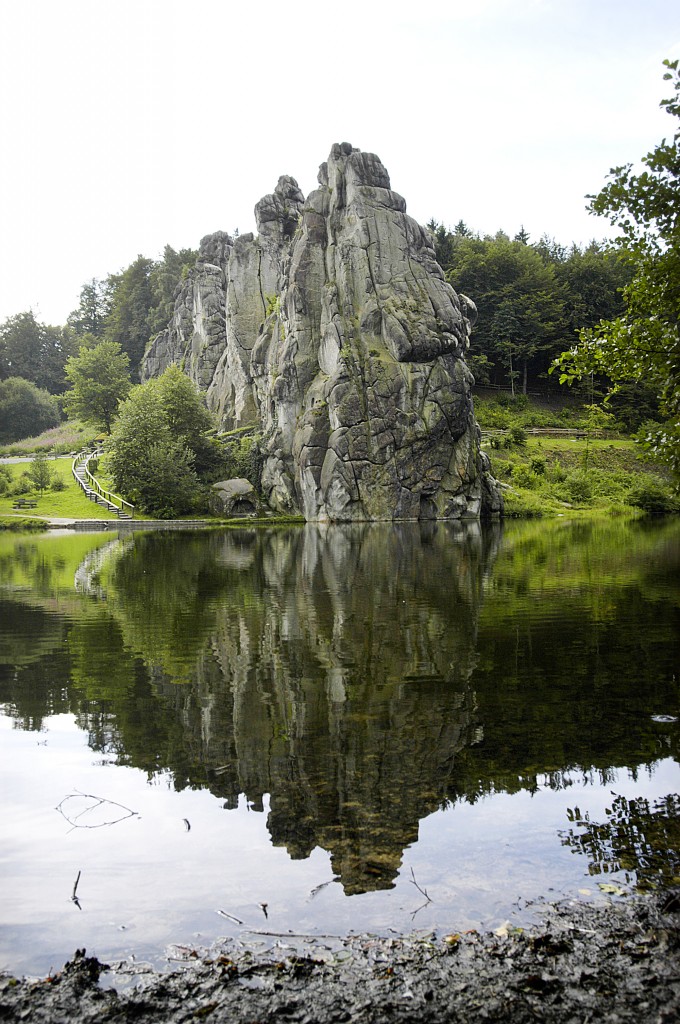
[552,59,680,485]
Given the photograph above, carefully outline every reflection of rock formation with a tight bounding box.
[140,523,499,893]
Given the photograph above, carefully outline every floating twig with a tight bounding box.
[56,792,139,832]
[309,878,338,899]
[244,929,343,939]
[216,910,243,925]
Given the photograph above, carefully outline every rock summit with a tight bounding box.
[143,143,502,521]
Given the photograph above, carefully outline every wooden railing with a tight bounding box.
[72,449,135,518]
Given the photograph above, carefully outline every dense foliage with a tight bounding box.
[554,59,680,484]
[0,311,78,394]
[429,225,631,396]
[0,377,61,443]
[105,364,222,517]
[67,245,197,379]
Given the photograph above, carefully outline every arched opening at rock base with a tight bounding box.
[419,495,437,520]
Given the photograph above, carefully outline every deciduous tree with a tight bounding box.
[63,341,131,433]
[0,312,77,394]
[554,60,680,482]
[27,451,53,494]
[105,365,219,517]
[0,377,61,443]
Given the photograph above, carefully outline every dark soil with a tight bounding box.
[2,892,679,1023]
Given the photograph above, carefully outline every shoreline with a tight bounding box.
[2,892,678,1023]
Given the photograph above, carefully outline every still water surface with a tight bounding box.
[0,519,678,976]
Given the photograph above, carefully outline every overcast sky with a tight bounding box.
[0,0,678,326]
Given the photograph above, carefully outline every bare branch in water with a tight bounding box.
[56,792,139,831]
[409,868,433,903]
[309,878,339,899]
[71,870,82,910]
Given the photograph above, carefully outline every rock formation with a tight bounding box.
[142,143,502,522]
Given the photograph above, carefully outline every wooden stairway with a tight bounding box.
[72,450,134,520]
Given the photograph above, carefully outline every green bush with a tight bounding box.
[496,392,529,410]
[507,426,527,448]
[530,456,546,475]
[220,431,263,485]
[502,488,547,517]
[51,477,67,492]
[563,470,592,503]
[628,479,679,515]
[546,461,567,483]
[487,456,513,480]
[11,474,34,496]
[511,464,541,489]
[0,466,11,495]
[477,407,510,429]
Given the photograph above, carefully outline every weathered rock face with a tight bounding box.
[142,144,502,522]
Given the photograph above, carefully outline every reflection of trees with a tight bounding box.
[2,517,679,895]
[448,518,680,800]
[100,522,497,892]
[104,532,235,679]
[560,792,680,889]
[0,600,72,729]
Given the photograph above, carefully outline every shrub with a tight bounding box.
[563,470,592,503]
[628,479,679,515]
[0,466,11,495]
[496,392,529,410]
[502,488,546,517]
[507,425,527,448]
[511,464,541,490]
[220,431,263,485]
[487,456,513,480]
[11,473,35,496]
[530,456,546,475]
[546,461,567,483]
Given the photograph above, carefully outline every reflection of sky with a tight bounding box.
[2,710,679,978]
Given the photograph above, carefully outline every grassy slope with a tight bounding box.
[0,420,100,457]
[475,393,678,517]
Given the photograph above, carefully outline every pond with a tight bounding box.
[0,518,679,977]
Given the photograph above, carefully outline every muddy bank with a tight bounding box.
[1,893,678,1023]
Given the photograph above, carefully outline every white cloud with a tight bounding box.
[0,0,678,323]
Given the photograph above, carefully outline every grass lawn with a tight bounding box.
[0,458,116,521]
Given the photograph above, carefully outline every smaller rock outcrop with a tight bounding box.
[210,479,259,517]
